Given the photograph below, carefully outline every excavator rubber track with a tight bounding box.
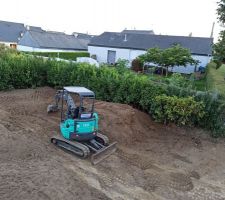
[51,133,117,165]
[51,135,90,158]
[95,132,109,145]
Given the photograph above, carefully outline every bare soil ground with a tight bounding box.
[0,87,225,200]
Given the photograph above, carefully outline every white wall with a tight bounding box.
[169,55,211,74]
[88,46,145,64]
[0,41,17,47]
[17,45,87,52]
[88,45,211,74]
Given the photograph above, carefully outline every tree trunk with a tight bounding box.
[166,66,168,77]
[194,65,197,72]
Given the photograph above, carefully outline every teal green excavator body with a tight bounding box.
[60,112,99,141]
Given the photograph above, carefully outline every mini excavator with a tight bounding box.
[47,86,117,165]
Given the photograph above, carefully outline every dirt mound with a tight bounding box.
[0,87,225,200]
[95,101,194,147]
[95,101,153,145]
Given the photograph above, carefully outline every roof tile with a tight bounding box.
[89,32,213,55]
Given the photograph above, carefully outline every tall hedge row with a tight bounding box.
[0,50,225,136]
[25,51,90,61]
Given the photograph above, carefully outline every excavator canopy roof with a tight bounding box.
[64,86,95,97]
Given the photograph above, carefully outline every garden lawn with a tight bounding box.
[193,76,207,91]
[207,64,225,98]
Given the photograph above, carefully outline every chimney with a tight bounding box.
[73,33,78,38]
[124,34,127,42]
[210,22,215,38]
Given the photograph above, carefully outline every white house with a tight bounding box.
[88,32,213,74]
[18,30,89,52]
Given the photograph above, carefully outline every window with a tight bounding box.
[10,44,17,49]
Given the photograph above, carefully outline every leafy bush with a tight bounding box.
[151,95,205,126]
[26,51,90,61]
[131,58,143,72]
[115,59,129,73]
[195,93,225,136]
[0,59,12,90]
[167,73,190,88]
[0,51,49,89]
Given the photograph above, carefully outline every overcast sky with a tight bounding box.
[0,0,222,40]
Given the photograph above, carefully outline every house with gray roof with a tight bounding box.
[88,32,213,74]
[0,20,44,49]
[0,20,26,48]
[18,30,88,52]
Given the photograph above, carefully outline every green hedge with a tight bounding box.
[0,49,225,136]
[25,51,90,61]
[0,53,48,89]
[151,95,205,125]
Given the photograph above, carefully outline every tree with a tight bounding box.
[217,0,225,24]
[213,30,225,65]
[139,45,199,76]
[213,1,225,67]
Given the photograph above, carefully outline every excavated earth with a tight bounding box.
[0,87,225,200]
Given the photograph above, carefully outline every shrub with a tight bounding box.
[94,66,120,101]
[195,93,225,136]
[26,51,90,61]
[115,59,129,73]
[131,58,143,72]
[167,73,190,88]
[0,59,12,90]
[151,95,205,126]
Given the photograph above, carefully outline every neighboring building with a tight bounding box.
[72,32,95,51]
[0,20,26,48]
[72,32,95,40]
[0,20,44,49]
[88,32,213,74]
[121,29,154,35]
[0,20,90,52]
[18,30,88,52]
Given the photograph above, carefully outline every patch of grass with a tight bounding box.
[147,73,172,82]
[193,76,207,91]
[207,62,225,98]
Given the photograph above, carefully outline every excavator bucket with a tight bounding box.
[91,142,117,165]
[47,104,59,113]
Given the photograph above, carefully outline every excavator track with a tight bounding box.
[96,132,109,145]
[51,133,116,165]
[51,135,90,158]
